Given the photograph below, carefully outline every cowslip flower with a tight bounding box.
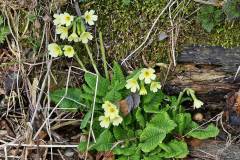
[68,33,79,42]
[139,68,156,84]
[104,104,119,120]
[193,99,204,109]
[53,14,63,26]
[99,116,110,128]
[79,31,93,44]
[139,84,147,95]
[56,26,68,40]
[62,12,74,26]
[63,45,75,58]
[102,101,115,110]
[111,115,123,126]
[125,78,140,93]
[48,43,62,57]
[150,81,161,93]
[83,10,98,26]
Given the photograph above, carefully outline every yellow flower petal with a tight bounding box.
[139,68,156,84]
[111,115,123,126]
[56,26,68,40]
[125,78,140,93]
[62,12,74,26]
[63,45,75,58]
[83,10,98,26]
[48,43,62,57]
[68,33,79,42]
[99,116,110,128]
[150,81,161,93]
[193,99,204,109]
[79,32,93,44]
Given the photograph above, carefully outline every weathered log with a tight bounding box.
[190,140,240,160]
[165,46,240,110]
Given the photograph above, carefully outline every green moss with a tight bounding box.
[79,1,240,63]
[182,20,240,48]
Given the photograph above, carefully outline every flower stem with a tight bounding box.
[99,32,109,79]
[85,44,99,74]
[75,54,87,70]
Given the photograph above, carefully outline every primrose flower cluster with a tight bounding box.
[48,10,98,58]
[99,101,123,128]
[125,68,161,95]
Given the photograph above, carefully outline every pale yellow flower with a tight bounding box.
[83,10,98,26]
[139,68,156,84]
[56,26,68,40]
[111,115,123,126]
[102,101,115,110]
[139,84,147,95]
[48,43,62,57]
[79,32,93,44]
[63,45,75,58]
[62,12,74,26]
[53,14,63,26]
[99,116,110,128]
[150,81,161,93]
[125,78,140,93]
[68,33,79,42]
[104,104,119,120]
[193,99,204,109]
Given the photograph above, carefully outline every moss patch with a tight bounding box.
[80,1,240,63]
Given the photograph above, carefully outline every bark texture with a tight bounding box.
[165,46,240,110]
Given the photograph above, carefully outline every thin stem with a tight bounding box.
[176,91,184,107]
[85,44,99,74]
[75,53,86,70]
[99,32,109,79]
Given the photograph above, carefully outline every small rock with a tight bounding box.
[158,32,168,41]
[64,149,74,157]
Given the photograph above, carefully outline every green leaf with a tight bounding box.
[174,113,192,135]
[78,141,93,152]
[150,111,177,133]
[78,141,87,152]
[139,111,177,152]
[0,16,3,25]
[143,91,164,113]
[197,5,223,32]
[187,123,219,139]
[140,126,166,152]
[80,111,91,129]
[79,92,102,103]
[93,130,114,151]
[84,73,110,96]
[50,88,83,111]
[144,155,163,160]
[202,22,214,33]
[112,61,125,90]
[113,126,126,140]
[135,108,145,128]
[159,140,189,158]
[123,114,132,125]
[223,0,240,20]
[104,87,122,102]
[113,144,137,156]
[0,26,9,44]
[82,84,94,94]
